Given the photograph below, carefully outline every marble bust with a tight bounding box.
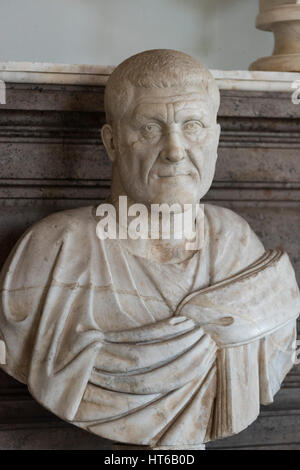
[0,49,300,450]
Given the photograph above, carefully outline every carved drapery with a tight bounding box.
[0,82,299,449]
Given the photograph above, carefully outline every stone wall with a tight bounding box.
[0,83,299,449]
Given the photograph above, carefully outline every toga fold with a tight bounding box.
[0,204,299,446]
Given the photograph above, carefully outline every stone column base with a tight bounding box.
[250,2,300,72]
[250,53,300,73]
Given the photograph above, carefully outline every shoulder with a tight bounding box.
[204,204,257,241]
[1,206,96,287]
[204,204,265,281]
[28,205,96,241]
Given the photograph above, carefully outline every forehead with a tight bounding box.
[130,86,213,117]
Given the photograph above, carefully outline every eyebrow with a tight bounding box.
[133,107,167,124]
[175,109,209,119]
[132,100,213,124]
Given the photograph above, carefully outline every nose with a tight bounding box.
[160,131,185,163]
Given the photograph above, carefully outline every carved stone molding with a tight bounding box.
[0,81,299,449]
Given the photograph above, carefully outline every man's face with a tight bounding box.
[112,85,220,208]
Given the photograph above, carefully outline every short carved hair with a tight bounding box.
[104,49,220,125]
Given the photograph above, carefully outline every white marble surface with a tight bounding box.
[1,61,300,91]
[0,50,299,450]
[0,62,114,86]
[213,69,300,91]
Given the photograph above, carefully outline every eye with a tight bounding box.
[141,123,162,138]
[182,120,204,134]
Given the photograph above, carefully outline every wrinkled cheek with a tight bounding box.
[118,141,139,164]
[118,142,156,182]
[202,148,218,187]
[190,140,218,181]
[203,143,218,173]
[205,129,220,153]
[132,140,158,170]
[188,148,204,176]
[116,144,136,178]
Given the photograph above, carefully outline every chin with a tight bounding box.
[149,193,199,210]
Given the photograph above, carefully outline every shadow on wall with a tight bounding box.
[173,0,247,59]
[0,0,266,69]
[77,0,259,69]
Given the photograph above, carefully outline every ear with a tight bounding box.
[211,123,221,164]
[214,123,221,149]
[101,124,117,162]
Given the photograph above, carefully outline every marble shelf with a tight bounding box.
[0,62,300,91]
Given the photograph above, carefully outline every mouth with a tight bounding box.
[156,172,192,178]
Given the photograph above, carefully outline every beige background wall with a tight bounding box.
[0,0,272,69]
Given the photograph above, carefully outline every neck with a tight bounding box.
[105,193,203,264]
